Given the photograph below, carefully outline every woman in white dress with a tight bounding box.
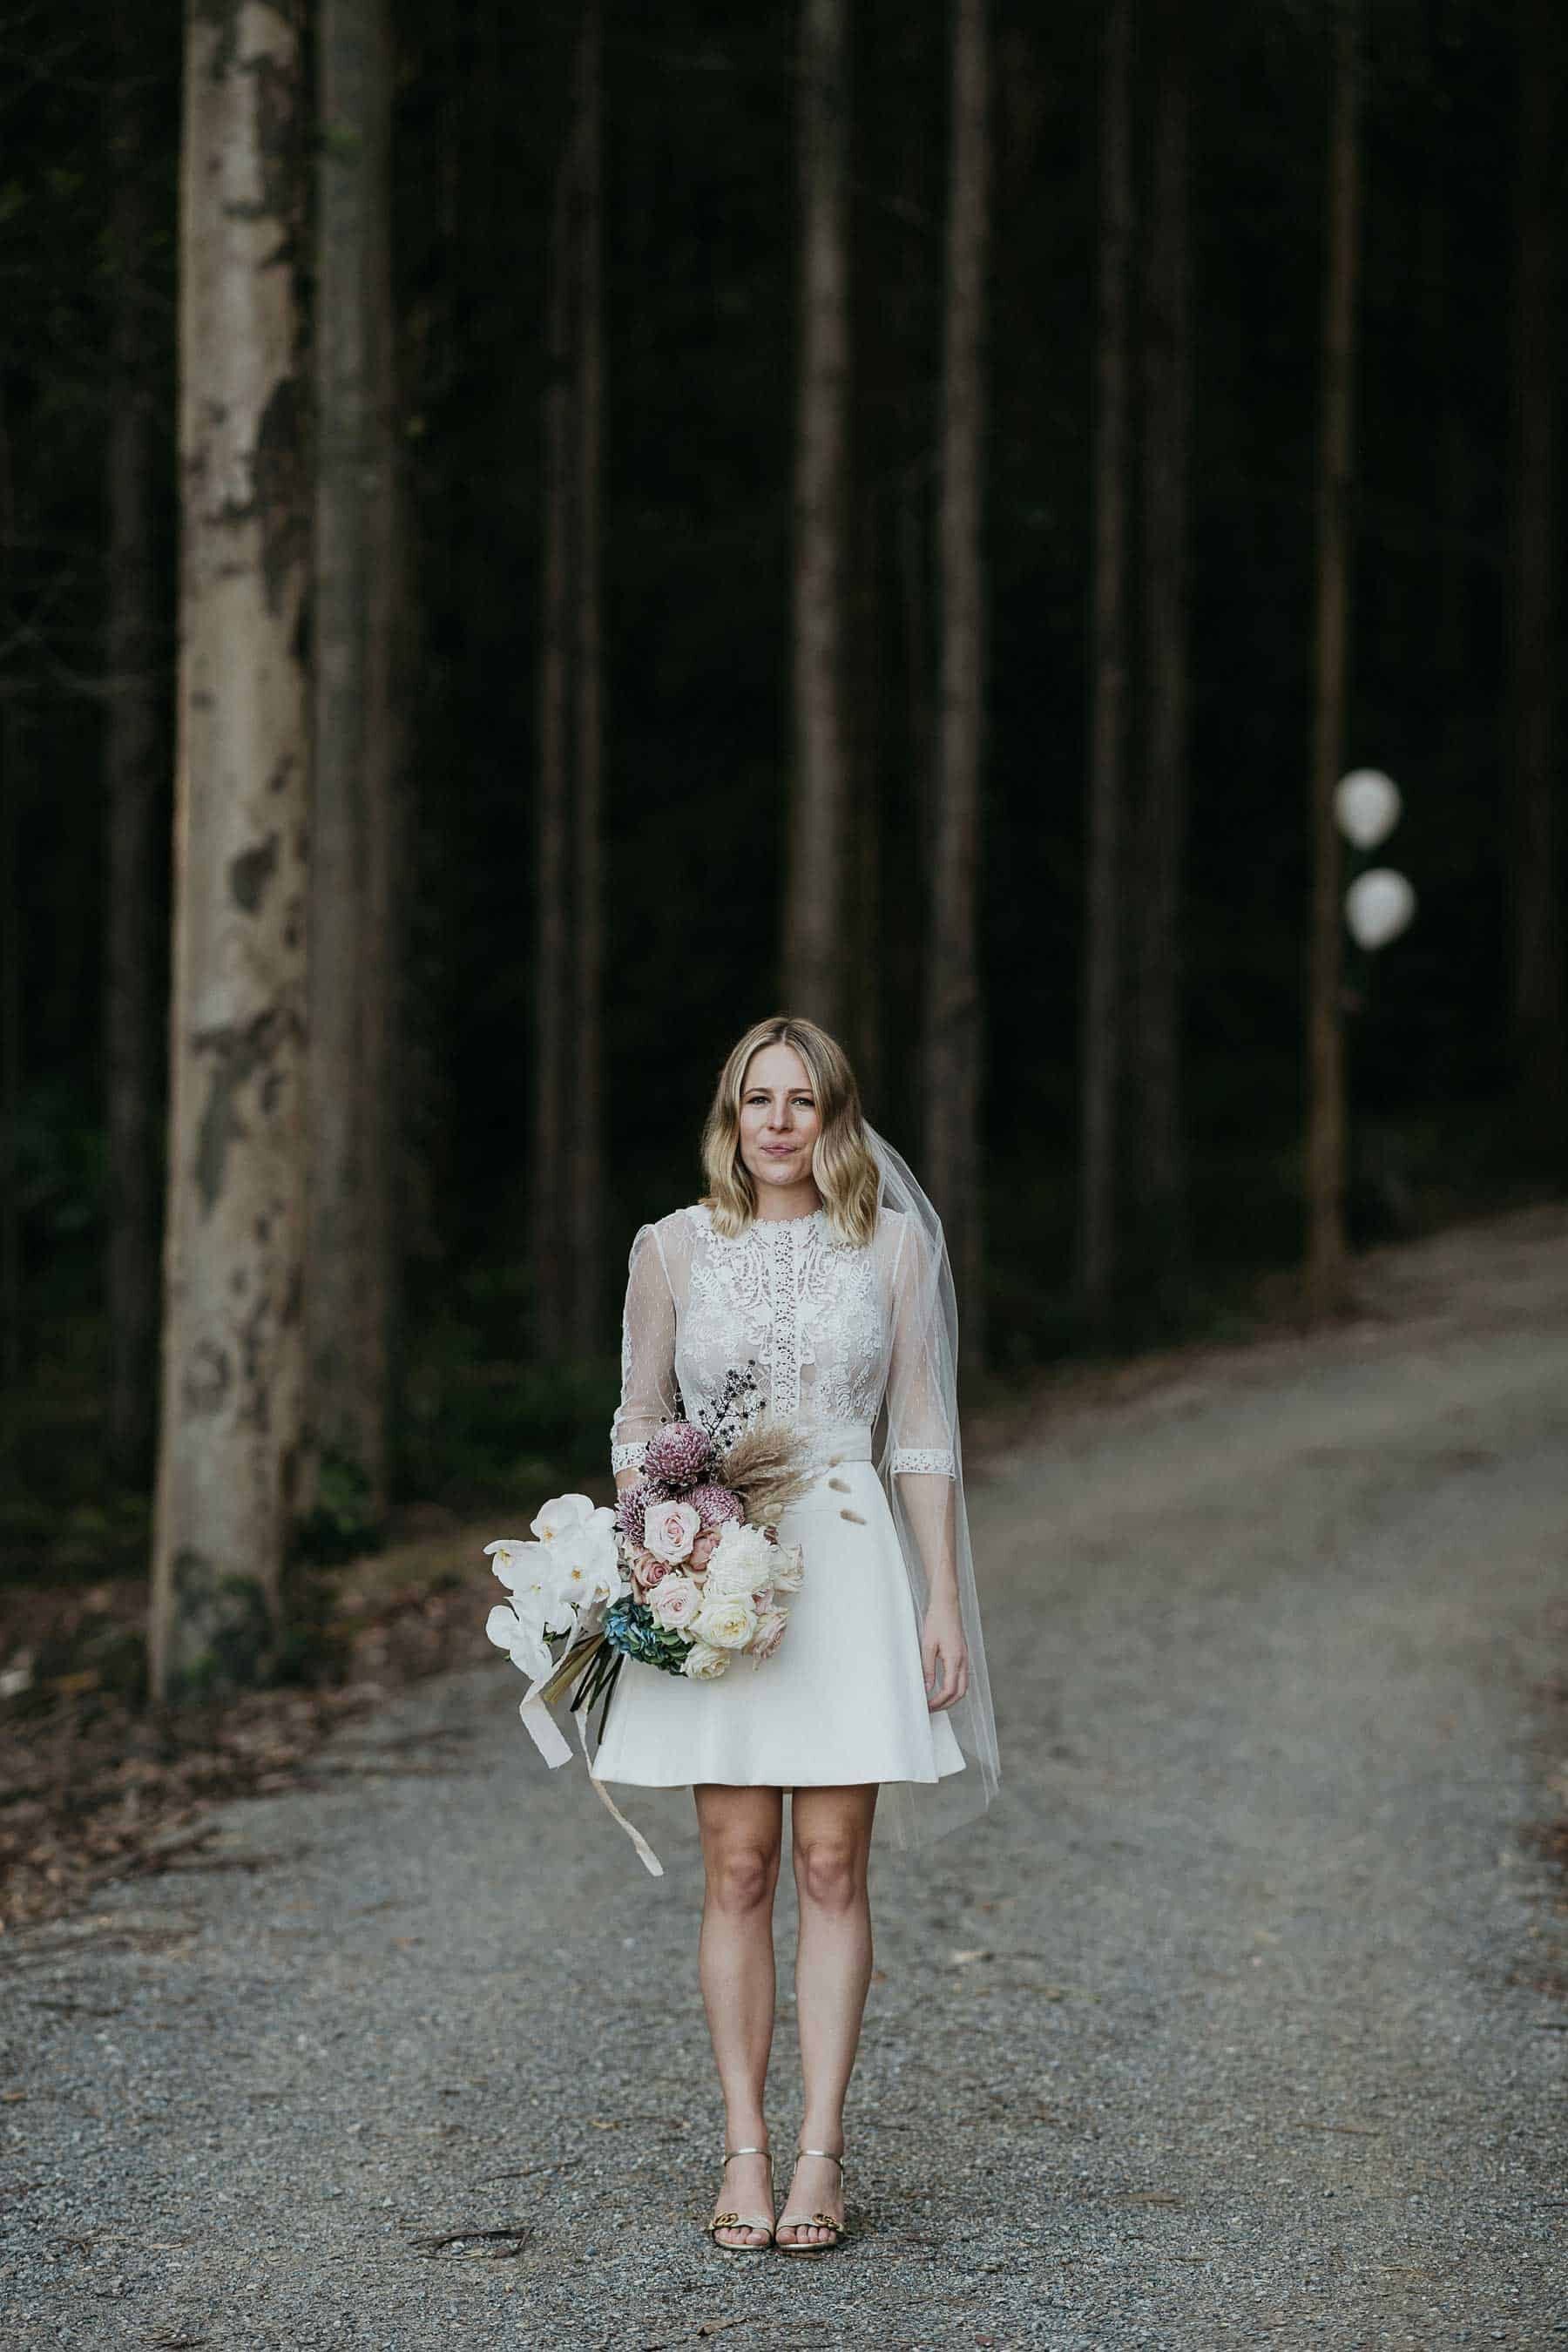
[593,1014,999,2254]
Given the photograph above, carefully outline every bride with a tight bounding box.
[592,1013,999,2254]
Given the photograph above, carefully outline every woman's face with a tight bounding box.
[737,1042,821,1200]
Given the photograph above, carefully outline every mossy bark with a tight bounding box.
[151,0,310,1702]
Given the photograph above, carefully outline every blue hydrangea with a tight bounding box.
[604,1597,691,1678]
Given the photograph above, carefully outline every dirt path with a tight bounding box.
[3,1210,1566,2350]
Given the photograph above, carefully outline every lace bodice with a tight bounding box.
[610,1204,956,1480]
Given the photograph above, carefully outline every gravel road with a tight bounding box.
[3,1209,1566,2351]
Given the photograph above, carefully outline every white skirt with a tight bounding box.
[591,1456,968,1790]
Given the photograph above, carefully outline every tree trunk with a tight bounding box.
[569,0,605,1359]
[1508,0,1564,1145]
[926,0,989,1359]
[1130,0,1192,1303]
[1305,6,1361,1321]
[151,0,311,1701]
[309,0,395,1517]
[848,483,883,1108]
[784,0,850,1031]
[0,397,19,1450]
[533,107,574,1360]
[366,30,409,1455]
[1078,0,1133,1327]
[104,31,166,1488]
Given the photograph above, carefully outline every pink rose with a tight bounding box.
[749,1607,788,1662]
[648,1572,702,1632]
[643,1498,700,1565]
[689,1530,719,1573]
[629,1545,667,1592]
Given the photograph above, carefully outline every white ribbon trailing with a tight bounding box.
[517,1673,664,1878]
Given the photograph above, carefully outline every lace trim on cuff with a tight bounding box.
[889,1446,956,1477]
[610,1440,648,1474]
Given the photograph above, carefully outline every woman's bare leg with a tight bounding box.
[693,1782,784,2247]
[776,1782,878,2248]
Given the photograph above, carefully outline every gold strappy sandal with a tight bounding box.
[775,2145,848,2255]
[701,2145,775,2254]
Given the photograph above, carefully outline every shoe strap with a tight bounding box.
[723,2146,772,2164]
[796,2146,844,2169]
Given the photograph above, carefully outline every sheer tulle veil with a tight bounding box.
[861,1119,1001,1850]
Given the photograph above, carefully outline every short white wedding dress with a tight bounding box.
[591,1199,971,1797]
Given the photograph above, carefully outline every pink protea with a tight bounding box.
[688,1482,745,1531]
[643,1419,714,1491]
[614,1479,656,1546]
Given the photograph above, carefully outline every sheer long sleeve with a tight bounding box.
[610,1223,678,1475]
[885,1219,956,1479]
[884,1214,959,1605]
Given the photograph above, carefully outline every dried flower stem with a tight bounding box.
[714,1418,816,1527]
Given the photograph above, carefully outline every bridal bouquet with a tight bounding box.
[483,1371,815,1750]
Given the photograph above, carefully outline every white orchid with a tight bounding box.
[485,1537,546,1593]
[533,1496,625,1610]
[484,1537,579,1638]
[531,1492,612,1548]
[484,1599,553,1684]
[483,1496,627,1675]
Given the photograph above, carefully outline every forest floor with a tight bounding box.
[2,1204,1566,2350]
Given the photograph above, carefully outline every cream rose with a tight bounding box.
[642,1498,700,1565]
[681,1640,729,1680]
[693,1589,758,1651]
[647,1571,702,1631]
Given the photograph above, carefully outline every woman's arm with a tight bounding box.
[885,1219,959,1593]
[610,1223,678,1490]
[885,1220,969,1710]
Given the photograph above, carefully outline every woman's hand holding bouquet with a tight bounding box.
[483,1376,814,1752]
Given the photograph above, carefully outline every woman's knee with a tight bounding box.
[705,1839,780,1915]
[793,1834,868,1915]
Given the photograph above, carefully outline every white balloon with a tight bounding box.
[1345,867,1416,950]
[1335,768,1402,849]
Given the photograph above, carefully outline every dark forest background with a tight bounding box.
[0,0,1563,1678]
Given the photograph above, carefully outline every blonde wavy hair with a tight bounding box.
[701,1015,881,1248]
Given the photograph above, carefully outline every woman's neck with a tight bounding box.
[750,1179,821,1223]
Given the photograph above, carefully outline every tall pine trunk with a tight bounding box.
[0,402,18,1448]
[1130,0,1192,1304]
[535,10,605,1363]
[569,0,605,1358]
[1078,0,1133,1328]
[926,0,989,1357]
[1305,5,1361,1320]
[1508,0,1564,1146]
[105,31,166,1486]
[309,0,395,1517]
[785,0,850,1031]
[151,0,310,1700]
[533,105,574,1360]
